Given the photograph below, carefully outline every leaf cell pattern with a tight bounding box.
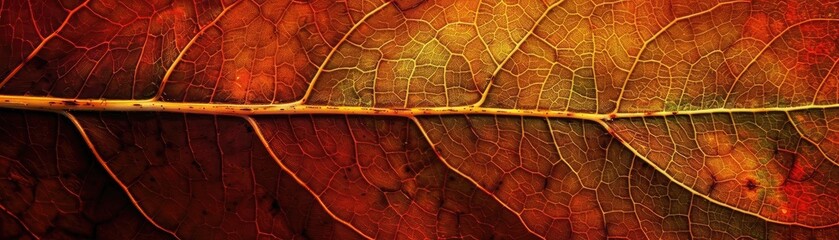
[0,0,838,239]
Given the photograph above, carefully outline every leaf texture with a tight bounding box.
[1,0,838,239]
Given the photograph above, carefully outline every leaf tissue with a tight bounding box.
[0,0,837,239]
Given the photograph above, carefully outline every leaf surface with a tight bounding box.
[1,0,838,239]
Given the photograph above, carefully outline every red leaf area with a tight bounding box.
[1,0,839,239]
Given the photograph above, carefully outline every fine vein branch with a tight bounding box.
[1,95,838,120]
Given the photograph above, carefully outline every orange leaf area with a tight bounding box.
[1,0,838,239]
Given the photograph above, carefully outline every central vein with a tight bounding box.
[1,95,837,121]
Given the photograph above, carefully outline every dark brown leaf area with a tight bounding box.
[0,110,173,239]
[253,116,534,239]
[73,112,363,239]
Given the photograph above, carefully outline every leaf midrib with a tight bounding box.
[2,94,837,120]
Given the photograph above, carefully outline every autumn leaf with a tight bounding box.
[1,0,838,239]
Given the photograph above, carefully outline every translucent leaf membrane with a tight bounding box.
[791,109,839,162]
[1,0,213,99]
[612,1,839,112]
[630,159,839,239]
[252,116,536,239]
[3,0,837,110]
[416,115,838,239]
[1,0,839,239]
[71,112,363,239]
[416,116,618,238]
[610,111,839,226]
[159,0,388,104]
[0,0,76,78]
[481,0,839,113]
[0,110,173,239]
[0,0,386,102]
[305,0,568,107]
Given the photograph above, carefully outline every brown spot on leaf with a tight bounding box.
[745,179,759,191]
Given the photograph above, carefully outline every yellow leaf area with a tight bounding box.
[0,0,838,239]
